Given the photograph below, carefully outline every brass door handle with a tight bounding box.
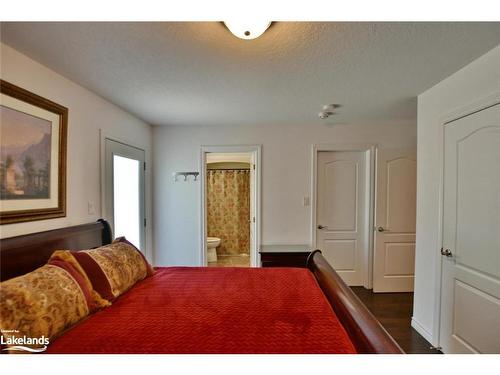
[377,226,385,232]
[317,225,327,230]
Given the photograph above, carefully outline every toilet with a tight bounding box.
[207,237,221,262]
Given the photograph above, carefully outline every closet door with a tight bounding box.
[373,148,417,292]
[440,103,500,353]
[316,151,367,286]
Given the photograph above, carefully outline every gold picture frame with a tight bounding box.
[0,80,67,224]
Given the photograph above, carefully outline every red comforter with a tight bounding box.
[46,267,356,354]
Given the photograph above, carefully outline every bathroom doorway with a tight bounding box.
[200,146,261,267]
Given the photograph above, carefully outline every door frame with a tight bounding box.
[431,91,500,348]
[99,130,148,256]
[311,143,376,289]
[199,145,262,267]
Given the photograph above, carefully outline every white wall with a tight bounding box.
[0,43,154,262]
[413,45,500,345]
[153,120,416,266]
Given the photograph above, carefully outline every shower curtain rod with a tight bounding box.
[207,168,250,171]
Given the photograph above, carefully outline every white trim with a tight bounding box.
[199,145,262,267]
[431,120,445,348]
[311,143,376,288]
[432,91,500,348]
[442,91,500,126]
[411,317,434,344]
[366,147,377,289]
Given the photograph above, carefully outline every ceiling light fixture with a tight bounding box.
[223,21,271,40]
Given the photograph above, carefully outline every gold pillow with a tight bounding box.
[55,238,154,302]
[0,259,107,353]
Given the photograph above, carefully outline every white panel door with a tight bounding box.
[440,103,500,353]
[316,151,366,285]
[373,149,417,292]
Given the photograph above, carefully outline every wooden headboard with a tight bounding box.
[0,219,112,281]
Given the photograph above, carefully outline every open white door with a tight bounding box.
[316,151,367,286]
[373,148,417,292]
[440,103,500,353]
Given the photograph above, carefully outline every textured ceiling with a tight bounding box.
[1,22,499,127]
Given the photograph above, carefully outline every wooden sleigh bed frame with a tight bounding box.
[0,220,402,354]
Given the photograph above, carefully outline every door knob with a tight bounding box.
[441,248,453,257]
[377,226,385,232]
[317,225,326,230]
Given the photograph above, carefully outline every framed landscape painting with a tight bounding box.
[0,80,67,224]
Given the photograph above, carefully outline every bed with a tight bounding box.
[0,220,402,354]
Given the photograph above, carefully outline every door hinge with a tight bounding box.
[253,164,256,170]
[144,218,147,227]
[253,216,256,223]
[143,162,146,171]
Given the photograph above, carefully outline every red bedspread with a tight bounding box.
[46,267,356,354]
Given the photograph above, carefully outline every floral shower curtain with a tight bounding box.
[207,169,250,255]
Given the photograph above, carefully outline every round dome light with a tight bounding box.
[223,21,271,40]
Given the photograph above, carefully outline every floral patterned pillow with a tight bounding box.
[0,259,107,353]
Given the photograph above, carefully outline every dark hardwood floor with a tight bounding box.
[351,287,441,354]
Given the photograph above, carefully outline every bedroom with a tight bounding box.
[1,0,499,372]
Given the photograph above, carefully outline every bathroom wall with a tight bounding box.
[206,153,252,164]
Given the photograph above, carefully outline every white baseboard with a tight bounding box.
[411,317,434,344]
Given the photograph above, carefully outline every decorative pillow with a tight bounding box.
[113,237,155,277]
[57,238,154,302]
[0,260,106,353]
[48,251,111,311]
